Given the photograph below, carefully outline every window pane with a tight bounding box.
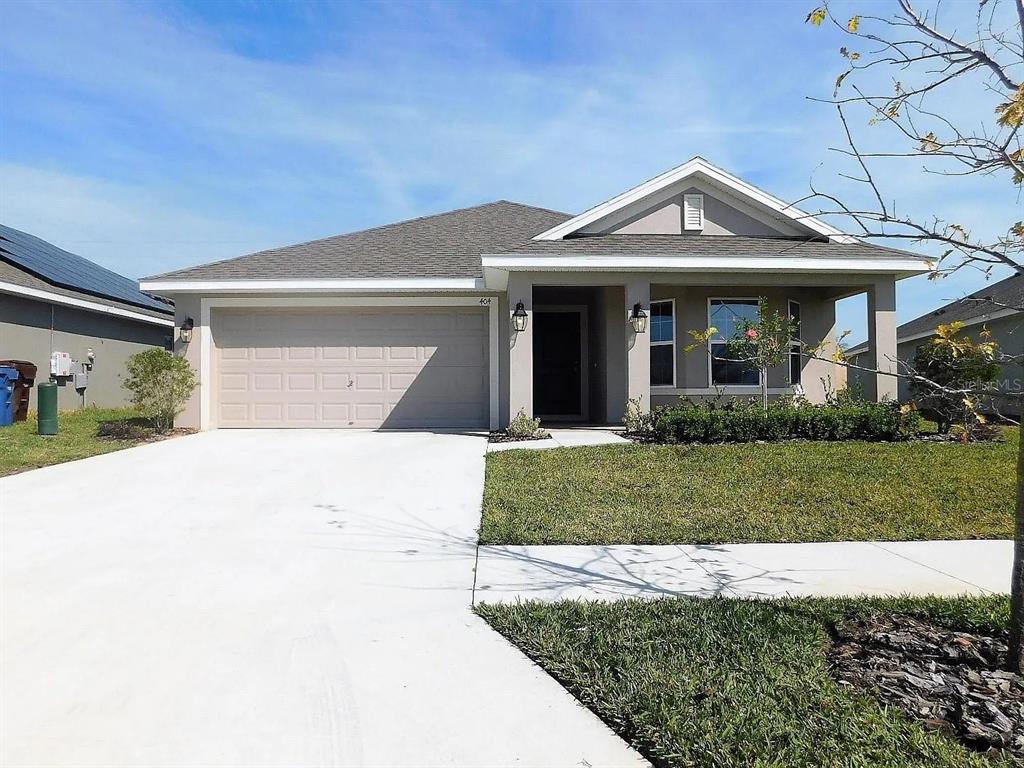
[789,301,801,341]
[651,344,674,386]
[710,300,759,340]
[650,302,673,343]
[711,342,759,385]
[790,351,802,385]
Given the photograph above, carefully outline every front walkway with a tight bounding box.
[474,540,1012,603]
[487,427,629,453]
[1,430,645,767]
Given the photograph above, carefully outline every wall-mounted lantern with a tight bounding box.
[179,317,195,344]
[629,303,648,334]
[511,301,528,332]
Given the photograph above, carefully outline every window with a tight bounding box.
[788,300,802,386]
[650,300,675,387]
[683,194,704,231]
[709,299,760,386]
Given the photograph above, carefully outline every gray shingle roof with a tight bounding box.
[502,234,925,261]
[145,201,572,281]
[0,258,173,321]
[897,272,1023,339]
[144,202,928,283]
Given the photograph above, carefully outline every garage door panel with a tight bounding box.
[213,307,488,428]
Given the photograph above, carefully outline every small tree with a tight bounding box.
[911,322,1002,434]
[725,298,798,412]
[122,349,197,432]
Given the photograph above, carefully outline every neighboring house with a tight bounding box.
[0,224,174,410]
[849,273,1022,413]
[140,157,932,431]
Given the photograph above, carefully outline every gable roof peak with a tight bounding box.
[531,156,855,244]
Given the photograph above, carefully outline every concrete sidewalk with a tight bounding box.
[474,540,1012,603]
[487,428,629,453]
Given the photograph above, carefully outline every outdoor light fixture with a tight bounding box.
[629,303,648,334]
[179,317,195,344]
[511,301,528,332]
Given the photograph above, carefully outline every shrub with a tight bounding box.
[121,349,197,433]
[504,409,550,440]
[623,397,654,437]
[910,324,1001,435]
[636,395,920,444]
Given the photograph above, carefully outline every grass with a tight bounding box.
[478,595,1012,768]
[480,428,1017,545]
[0,408,159,476]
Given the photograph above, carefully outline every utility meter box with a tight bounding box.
[50,352,73,377]
[73,372,89,390]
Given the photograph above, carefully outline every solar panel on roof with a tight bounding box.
[0,224,170,312]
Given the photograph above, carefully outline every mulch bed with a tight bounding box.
[488,431,551,443]
[97,419,194,442]
[829,612,1024,762]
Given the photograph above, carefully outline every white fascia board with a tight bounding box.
[0,280,174,327]
[481,254,933,275]
[139,278,486,293]
[532,157,855,243]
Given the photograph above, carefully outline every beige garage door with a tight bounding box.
[212,307,489,428]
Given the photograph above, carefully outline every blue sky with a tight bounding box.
[1,0,1018,344]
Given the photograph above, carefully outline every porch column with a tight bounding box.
[865,276,898,401]
[625,279,651,413]
[507,273,534,419]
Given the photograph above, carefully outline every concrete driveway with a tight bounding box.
[1,430,645,768]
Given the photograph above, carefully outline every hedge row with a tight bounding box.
[631,399,921,444]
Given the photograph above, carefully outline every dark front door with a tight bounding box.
[534,310,583,418]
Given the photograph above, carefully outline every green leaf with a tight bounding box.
[806,7,827,25]
[847,15,860,32]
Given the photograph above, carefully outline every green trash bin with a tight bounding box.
[37,381,58,436]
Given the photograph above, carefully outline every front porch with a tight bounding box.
[505,274,900,426]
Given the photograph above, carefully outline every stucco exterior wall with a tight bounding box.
[0,293,171,410]
[582,183,800,237]
[167,280,858,430]
[649,285,837,408]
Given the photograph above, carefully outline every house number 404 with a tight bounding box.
[478,298,492,306]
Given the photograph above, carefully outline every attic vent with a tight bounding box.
[683,194,704,231]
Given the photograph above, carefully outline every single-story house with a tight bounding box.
[140,157,932,431]
[0,224,174,410]
[849,272,1022,414]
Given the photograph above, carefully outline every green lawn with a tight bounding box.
[478,595,1012,768]
[0,408,157,476]
[480,429,1017,545]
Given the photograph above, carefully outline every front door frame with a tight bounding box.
[533,304,589,422]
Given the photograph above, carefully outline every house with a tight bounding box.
[849,272,1022,414]
[139,157,932,431]
[0,224,174,410]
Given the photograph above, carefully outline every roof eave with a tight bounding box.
[138,278,489,294]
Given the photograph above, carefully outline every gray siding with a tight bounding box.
[887,313,1022,414]
[0,293,171,411]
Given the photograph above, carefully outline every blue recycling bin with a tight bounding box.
[0,366,19,427]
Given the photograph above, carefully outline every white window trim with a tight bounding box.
[788,299,802,386]
[198,295,499,432]
[707,297,762,388]
[649,298,676,388]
